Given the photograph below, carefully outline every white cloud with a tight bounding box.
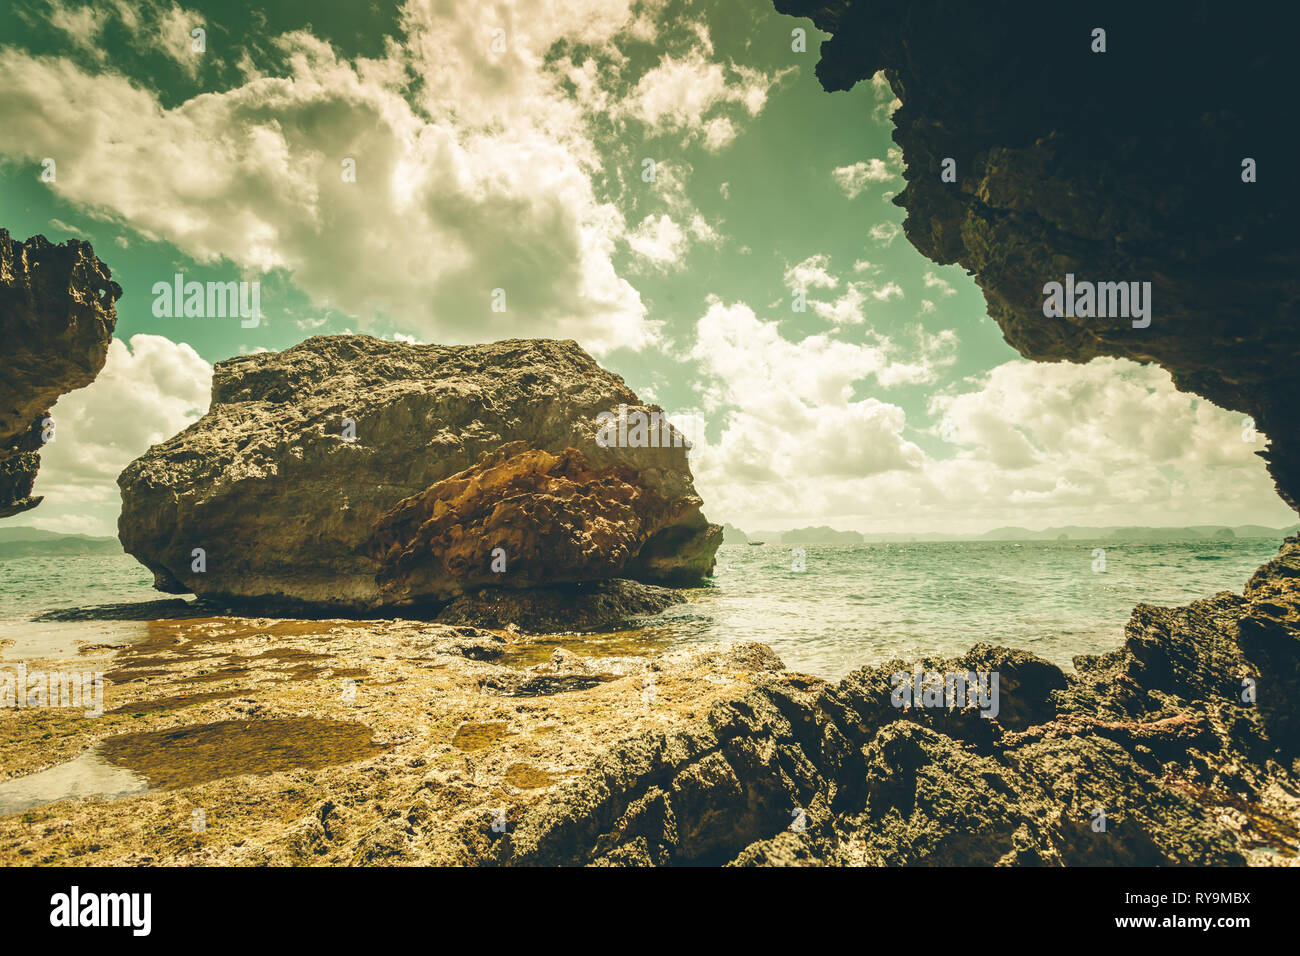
[0,2,784,356]
[870,70,901,122]
[42,0,108,59]
[153,3,208,78]
[685,299,934,514]
[913,358,1291,532]
[868,221,902,246]
[831,158,895,198]
[618,43,788,152]
[686,326,1290,534]
[806,281,900,327]
[28,335,213,537]
[627,213,688,267]
[810,283,866,326]
[923,270,957,296]
[781,255,903,328]
[783,254,838,292]
[48,218,88,237]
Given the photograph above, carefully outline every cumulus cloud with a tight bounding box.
[831,158,895,198]
[624,161,719,269]
[781,255,904,327]
[627,213,718,269]
[783,254,838,292]
[683,299,935,513]
[620,48,788,151]
[905,358,1291,530]
[868,221,902,246]
[28,335,213,537]
[869,70,901,122]
[922,270,957,296]
[0,1,783,355]
[685,325,1288,534]
[41,0,108,58]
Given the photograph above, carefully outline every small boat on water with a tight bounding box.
[748,540,765,546]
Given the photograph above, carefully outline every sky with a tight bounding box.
[0,0,1293,538]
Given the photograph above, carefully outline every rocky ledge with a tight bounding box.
[117,335,720,615]
[0,230,121,517]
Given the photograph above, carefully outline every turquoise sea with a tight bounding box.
[0,537,1286,679]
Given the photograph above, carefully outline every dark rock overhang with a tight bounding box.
[774,0,1300,509]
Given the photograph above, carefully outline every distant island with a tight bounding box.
[0,526,122,557]
[721,523,749,545]
[723,523,1300,545]
[782,526,865,546]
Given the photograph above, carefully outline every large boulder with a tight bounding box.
[117,335,720,610]
[0,230,121,517]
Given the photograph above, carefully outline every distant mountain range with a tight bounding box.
[0,526,122,557]
[4,521,1297,558]
[726,523,1300,546]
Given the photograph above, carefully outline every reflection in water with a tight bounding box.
[504,763,556,789]
[0,718,385,816]
[0,752,150,816]
[0,619,147,662]
[98,718,386,790]
[451,721,508,751]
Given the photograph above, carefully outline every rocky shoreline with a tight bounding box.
[2,0,1296,870]
[2,537,1296,866]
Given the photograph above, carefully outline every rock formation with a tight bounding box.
[490,538,1300,865]
[435,578,685,633]
[117,335,720,611]
[0,230,121,517]
[451,0,1300,867]
[774,1,1300,507]
[400,0,1291,866]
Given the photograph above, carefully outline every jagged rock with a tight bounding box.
[435,578,686,633]
[773,1,1300,508]
[0,230,121,517]
[117,335,719,610]
[490,539,1300,865]
[401,625,507,661]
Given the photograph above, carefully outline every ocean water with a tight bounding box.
[670,539,1284,676]
[0,538,1286,679]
